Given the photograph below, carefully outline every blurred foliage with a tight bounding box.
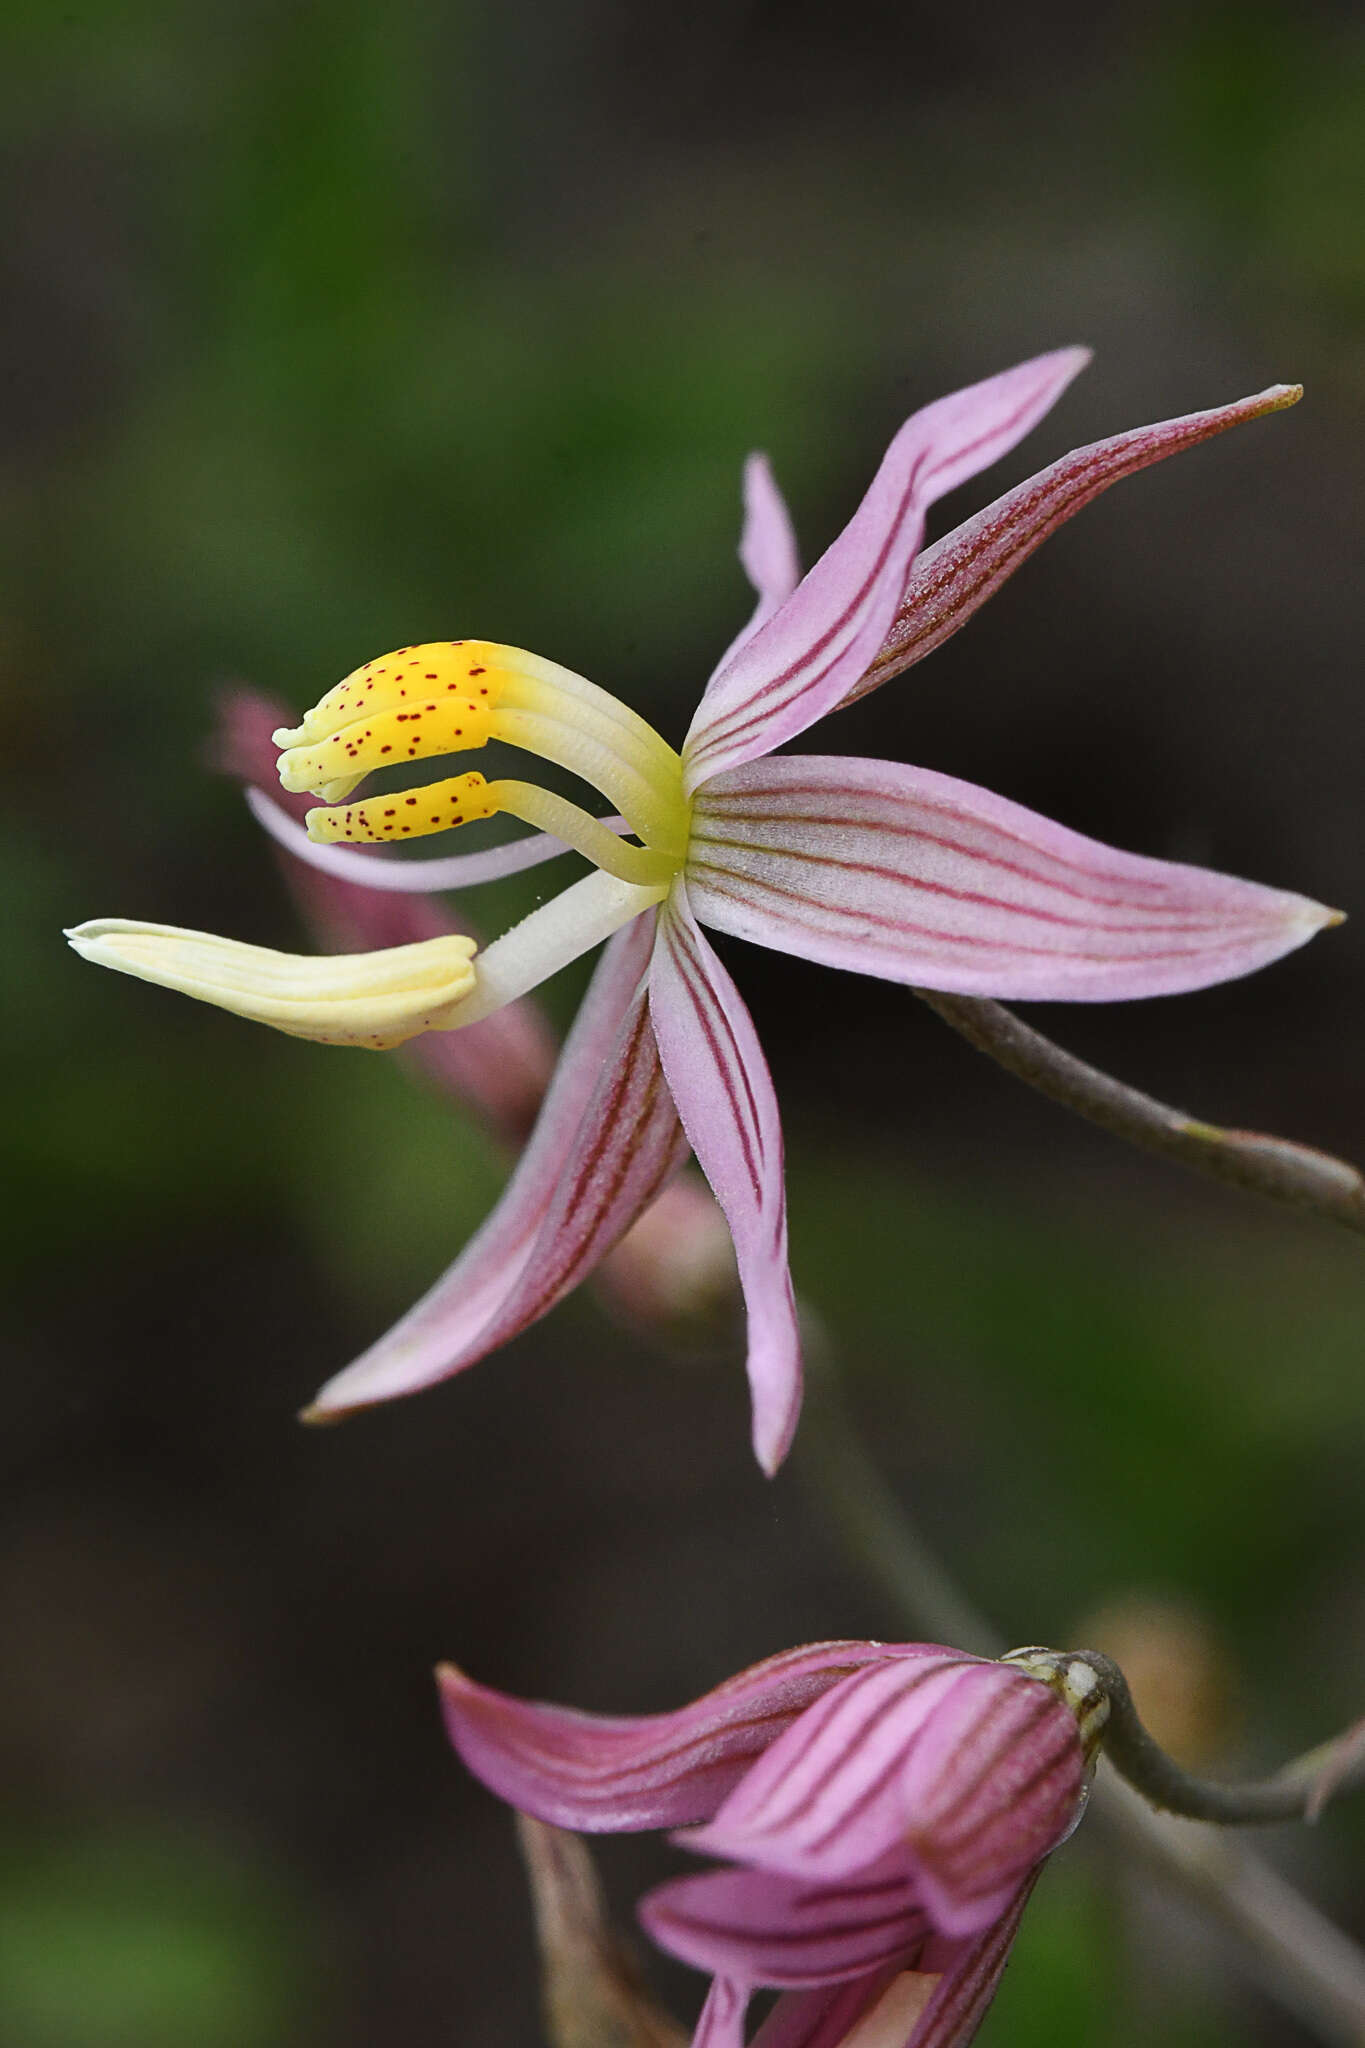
[3,0,1364,2042]
[0,1826,316,2048]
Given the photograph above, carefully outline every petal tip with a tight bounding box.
[297,1398,348,1427]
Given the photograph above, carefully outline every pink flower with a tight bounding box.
[439,1642,1107,2047]
[70,353,1334,1470]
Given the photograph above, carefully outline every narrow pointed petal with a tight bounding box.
[843,384,1304,710]
[246,785,631,892]
[688,756,1337,1003]
[648,889,802,1473]
[681,349,1089,794]
[305,906,682,1417]
[641,1856,929,1988]
[712,454,804,673]
[438,1644,927,1832]
[685,1660,1082,1938]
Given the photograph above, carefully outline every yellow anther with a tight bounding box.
[278,696,495,797]
[307,772,496,845]
[273,642,512,750]
[64,920,479,1049]
[275,638,693,882]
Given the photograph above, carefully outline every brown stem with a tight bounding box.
[915,990,1365,1232]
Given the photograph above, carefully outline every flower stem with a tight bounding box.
[915,989,1365,1233]
[1082,1650,1365,1826]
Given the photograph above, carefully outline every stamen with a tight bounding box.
[307,773,675,886]
[64,919,478,1049]
[307,772,496,844]
[278,698,494,797]
[276,640,692,881]
[487,781,679,886]
[273,643,505,749]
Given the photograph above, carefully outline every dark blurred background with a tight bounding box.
[4,1,1365,2042]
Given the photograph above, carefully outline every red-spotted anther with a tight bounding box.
[440,1640,1104,2048]
[71,353,1338,1470]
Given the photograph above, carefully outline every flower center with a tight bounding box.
[274,642,690,889]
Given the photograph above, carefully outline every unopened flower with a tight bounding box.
[69,353,1334,1469]
[440,1641,1109,2047]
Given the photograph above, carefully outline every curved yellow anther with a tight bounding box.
[65,919,478,1049]
[278,697,495,797]
[276,639,692,882]
[273,642,511,750]
[307,772,497,844]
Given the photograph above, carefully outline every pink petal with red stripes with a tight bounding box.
[649,889,802,1473]
[899,1880,1036,2048]
[305,910,683,1418]
[688,755,1336,1003]
[684,1660,1081,1938]
[844,383,1303,711]
[712,453,803,674]
[641,1853,929,1987]
[727,1884,1031,2048]
[438,1643,930,1832]
[681,349,1089,795]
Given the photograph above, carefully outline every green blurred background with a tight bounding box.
[3,1,1365,2041]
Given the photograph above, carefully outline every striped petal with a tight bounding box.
[438,1643,927,1832]
[649,889,802,1474]
[844,384,1303,710]
[712,454,803,674]
[750,1882,1032,2048]
[687,755,1336,1003]
[684,1660,1082,1939]
[641,1854,929,1988]
[304,906,683,1418]
[681,349,1089,795]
